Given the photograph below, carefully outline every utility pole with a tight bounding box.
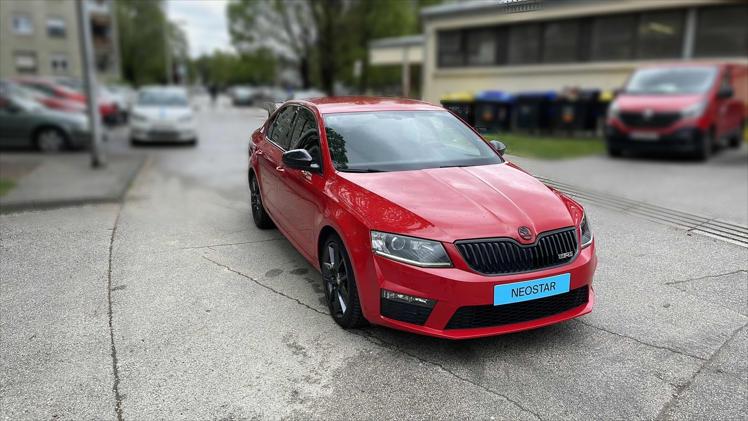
[76,0,105,168]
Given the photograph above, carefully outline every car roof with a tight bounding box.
[296,96,445,114]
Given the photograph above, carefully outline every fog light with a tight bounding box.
[381,289,435,308]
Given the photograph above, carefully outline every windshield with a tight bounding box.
[323,110,502,172]
[625,67,717,95]
[137,89,188,107]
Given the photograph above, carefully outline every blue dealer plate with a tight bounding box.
[494,273,570,306]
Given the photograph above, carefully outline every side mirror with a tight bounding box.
[490,140,507,156]
[282,149,320,172]
[717,86,734,99]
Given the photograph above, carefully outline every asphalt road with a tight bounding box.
[1,99,746,420]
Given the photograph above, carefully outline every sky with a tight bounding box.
[167,0,233,58]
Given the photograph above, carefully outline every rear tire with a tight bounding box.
[249,173,274,229]
[321,234,366,329]
[35,127,67,153]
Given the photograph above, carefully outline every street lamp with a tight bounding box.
[76,0,105,168]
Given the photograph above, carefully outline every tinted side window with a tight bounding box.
[269,106,296,149]
[289,108,317,149]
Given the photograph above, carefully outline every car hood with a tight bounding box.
[132,106,192,121]
[614,94,704,113]
[334,163,582,243]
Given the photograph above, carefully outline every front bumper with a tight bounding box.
[130,124,196,142]
[605,124,704,154]
[361,242,597,339]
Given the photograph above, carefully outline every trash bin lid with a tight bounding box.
[515,90,557,100]
[599,90,615,102]
[475,90,514,102]
[440,91,475,102]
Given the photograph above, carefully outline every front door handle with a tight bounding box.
[256,150,264,156]
[275,166,285,173]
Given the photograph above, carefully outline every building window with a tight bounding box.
[11,13,33,35]
[636,11,685,59]
[542,20,579,63]
[50,53,69,74]
[14,51,38,74]
[465,28,497,66]
[438,30,464,67]
[590,14,636,61]
[47,17,66,38]
[508,23,541,64]
[694,5,748,58]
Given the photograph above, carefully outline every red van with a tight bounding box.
[605,63,747,160]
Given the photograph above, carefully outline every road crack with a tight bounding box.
[352,331,544,421]
[575,319,706,361]
[202,256,328,316]
[665,269,747,286]
[107,206,124,421]
[654,322,747,420]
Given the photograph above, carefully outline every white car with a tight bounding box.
[130,86,197,145]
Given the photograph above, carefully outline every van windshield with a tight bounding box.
[625,67,717,95]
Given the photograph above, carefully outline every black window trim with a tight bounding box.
[266,105,298,151]
[288,104,325,174]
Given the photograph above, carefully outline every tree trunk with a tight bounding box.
[299,56,311,89]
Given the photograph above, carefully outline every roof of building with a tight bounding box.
[421,0,544,18]
[369,35,424,48]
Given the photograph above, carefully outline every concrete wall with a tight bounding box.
[0,0,83,79]
[421,0,745,103]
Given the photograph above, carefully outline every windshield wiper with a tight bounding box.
[337,168,385,173]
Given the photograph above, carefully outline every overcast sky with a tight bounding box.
[167,0,233,58]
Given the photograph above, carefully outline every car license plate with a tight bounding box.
[630,131,659,141]
[494,273,570,306]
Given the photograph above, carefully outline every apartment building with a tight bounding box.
[0,0,120,81]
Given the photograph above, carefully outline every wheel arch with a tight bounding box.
[32,124,70,148]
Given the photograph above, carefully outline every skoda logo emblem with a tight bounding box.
[518,226,533,241]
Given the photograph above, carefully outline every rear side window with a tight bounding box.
[268,106,296,149]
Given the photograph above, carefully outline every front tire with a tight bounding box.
[249,173,274,229]
[35,128,67,153]
[321,234,366,329]
[694,129,713,161]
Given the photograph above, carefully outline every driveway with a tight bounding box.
[1,101,746,420]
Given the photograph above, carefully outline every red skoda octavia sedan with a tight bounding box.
[248,97,596,339]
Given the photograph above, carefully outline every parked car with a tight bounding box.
[0,92,90,152]
[231,86,256,106]
[248,97,596,339]
[15,77,119,125]
[130,86,197,145]
[605,62,747,160]
[292,89,326,100]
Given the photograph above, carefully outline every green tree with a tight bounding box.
[116,0,169,85]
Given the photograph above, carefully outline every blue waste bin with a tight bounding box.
[514,91,557,132]
[474,91,514,134]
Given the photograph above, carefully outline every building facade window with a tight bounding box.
[465,28,497,66]
[46,16,67,38]
[694,5,748,58]
[590,14,636,61]
[11,13,33,35]
[50,53,70,74]
[14,51,38,74]
[542,19,579,63]
[507,23,541,64]
[438,30,464,67]
[636,11,685,59]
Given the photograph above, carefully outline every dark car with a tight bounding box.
[0,94,91,152]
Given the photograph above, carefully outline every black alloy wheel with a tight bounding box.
[321,235,365,328]
[249,174,274,229]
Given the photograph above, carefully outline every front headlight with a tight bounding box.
[607,101,620,120]
[580,213,593,248]
[681,101,707,119]
[371,231,451,267]
[132,112,148,122]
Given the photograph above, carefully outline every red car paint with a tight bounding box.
[13,78,118,120]
[606,62,747,156]
[250,97,596,339]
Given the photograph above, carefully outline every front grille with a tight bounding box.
[619,111,680,128]
[456,228,578,275]
[445,286,589,329]
[381,298,433,325]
